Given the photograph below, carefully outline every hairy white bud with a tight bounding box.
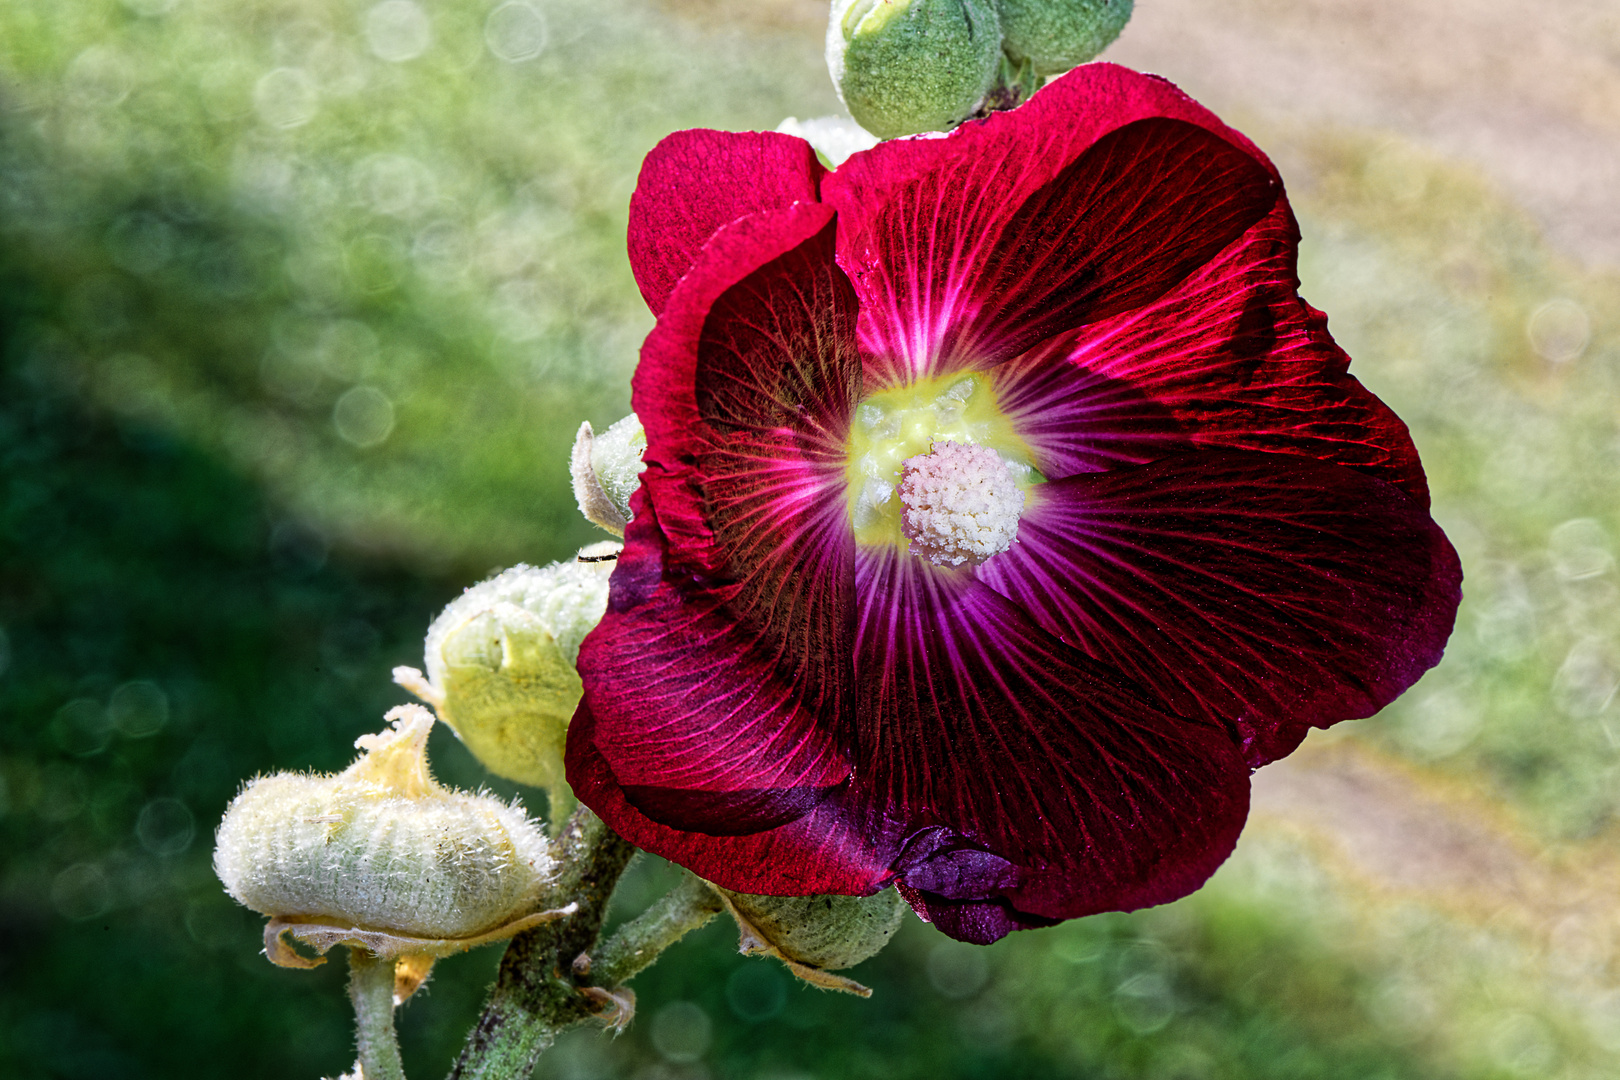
[214,706,564,971]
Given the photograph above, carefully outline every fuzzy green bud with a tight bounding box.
[214,705,562,970]
[571,413,646,536]
[828,0,1003,139]
[394,547,617,817]
[996,0,1132,77]
[714,886,906,996]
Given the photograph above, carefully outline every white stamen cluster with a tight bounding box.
[898,440,1025,566]
[848,377,994,532]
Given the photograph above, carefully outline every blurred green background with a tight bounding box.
[2,0,1618,1077]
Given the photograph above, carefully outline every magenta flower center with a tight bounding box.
[843,371,1040,560]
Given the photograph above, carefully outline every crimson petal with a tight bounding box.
[975,451,1462,768]
[628,129,825,316]
[568,694,892,895]
[991,198,1431,504]
[633,202,861,692]
[576,201,864,836]
[854,549,1251,940]
[823,64,1278,385]
[573,493,852,833]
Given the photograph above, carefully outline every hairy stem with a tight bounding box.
[590,873,723,989]
[446,806,635,1080]
[348,948,407,1080]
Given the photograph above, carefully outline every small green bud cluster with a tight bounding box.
[713,885,906,996]
[394,548,617,815]
[826,0,1133,138]
[214,706,561,970]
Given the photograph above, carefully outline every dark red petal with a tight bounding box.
[577,201,866,837]
[571,491,852,836]
[991,198,1431,504]
[823,64,1279,385]
[632,202,861,698]
[627,129,825,316]
[853,549,1251,940]
[567,694,893,896]
[975,452,1463,769]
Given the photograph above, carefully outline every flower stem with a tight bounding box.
[348,947,407,1080]
[445,806,635,1080]
[589,873,723,989]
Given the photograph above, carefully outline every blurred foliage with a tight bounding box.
[1288,132,1620,843]
[0,0,837,572]
[1,0,1618,1079]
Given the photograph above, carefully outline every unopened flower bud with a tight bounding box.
[995,0,1132,77]
[713,886,906,996]
[214,706,564,972]
[394,549,618,816]
[827,0,1003,139]
[571,413,646,536]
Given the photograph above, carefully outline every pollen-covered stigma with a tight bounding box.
[844,372,1042,565]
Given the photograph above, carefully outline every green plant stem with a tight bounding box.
[590,873,723,988]
[348,948,407,1080]
[446,806,635,1080]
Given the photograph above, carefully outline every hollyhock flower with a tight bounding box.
[565,64,1461,944]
